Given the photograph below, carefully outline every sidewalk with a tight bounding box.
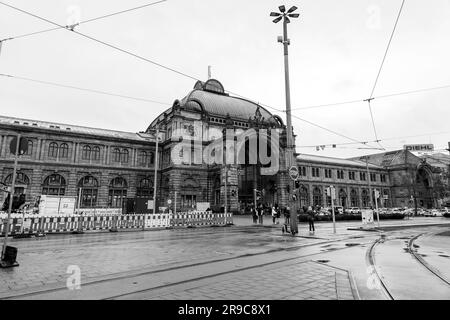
[117,259,356,300]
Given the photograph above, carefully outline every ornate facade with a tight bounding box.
[0,79,447,212]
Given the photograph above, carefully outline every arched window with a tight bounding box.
[42,174,66,195]
[92,146,100,161]
[350,189,359,207]
[136,177,153,197]
[4,172,30,196]
[149,152,155,165]
[25,140,33,156]
[299,185,309,207]
[108,177,128,208]
[78,176,99,208]
[48,142,58,158]
[313,187,323,207]
[361,189,369,208]
[59,143,69,158]
[82,145,91,160]
[137,151,148,166]
[339,189,347,207]
[113,148,121,162]
[120,149,129,163]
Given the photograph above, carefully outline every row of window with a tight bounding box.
[8,140,156,166]
[4,173,155,208]
[299,166,387,183]
[296,185,390,208]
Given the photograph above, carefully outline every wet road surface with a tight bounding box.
[0,216,449,300]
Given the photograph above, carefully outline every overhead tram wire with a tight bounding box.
[0,1,398,151]
[225,90,381,150]
[290,83,450,112]
[0,0,167,42]
[365,0,406,150]
[369,0,406,99]
[0,73,172,106]
[0,1,200,82]
[295,130,450,149]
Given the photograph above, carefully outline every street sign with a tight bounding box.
[9,137,28,155]
[288,166,299,181]
[167,199,172,205]
[0,183,11,193]
[326,186,336,199]
[374,189,380,199]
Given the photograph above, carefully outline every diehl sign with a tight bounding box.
[403,144,434,152]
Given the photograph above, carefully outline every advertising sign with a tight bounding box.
[361,209,375,229]
[403,144,434,152]
[197,202,210,211]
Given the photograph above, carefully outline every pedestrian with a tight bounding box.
[284,206,290,225]
[276,204,281,224]
[251,206,257,224]
[271,205,277,224]
[257,204,264,225]
[307,206,315,233]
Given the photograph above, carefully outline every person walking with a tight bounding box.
[307,206,315,233]
[257,204,264,225]
[251,206,258,224]
[276,204,281,224]
[284,206,290,226]
[271,205,277,224]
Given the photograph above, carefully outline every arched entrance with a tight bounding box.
[415,166,434,208]
[78,176,99,208]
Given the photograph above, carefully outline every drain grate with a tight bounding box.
[345,243,360,247]
[316,259,330,263]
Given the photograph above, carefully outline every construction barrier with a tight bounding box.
[0,211,233,237]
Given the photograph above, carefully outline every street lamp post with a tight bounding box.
[270,5,299,234]
[140,127,165,230]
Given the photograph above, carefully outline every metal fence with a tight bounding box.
[0,211,233,237]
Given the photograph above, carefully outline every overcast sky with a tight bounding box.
[0,0,449,159]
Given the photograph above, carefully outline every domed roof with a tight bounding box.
[181,79,275,121]
[148,79,284,129]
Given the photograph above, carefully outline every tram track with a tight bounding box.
[1,234,368,300]
[366,231,450,300]
[407,234,450,286]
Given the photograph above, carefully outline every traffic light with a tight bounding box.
[295,180,300,189]
[231,189,236,197]
[255,189,262,200]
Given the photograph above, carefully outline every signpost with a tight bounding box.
[326,186,336,234]
[288,166,299,235]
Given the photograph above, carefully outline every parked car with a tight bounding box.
[429,209,443,217]
[348,207,361,214]
[333,206,344,214]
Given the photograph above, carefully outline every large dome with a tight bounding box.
[148,79,284,129]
